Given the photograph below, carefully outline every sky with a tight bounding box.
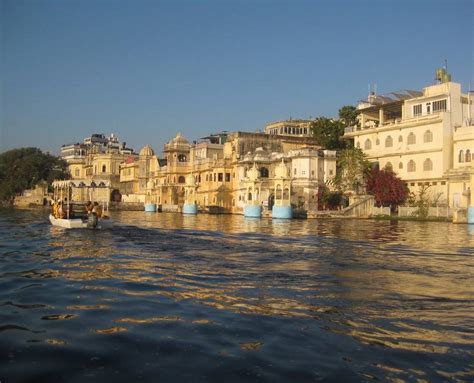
[1,0,473,155]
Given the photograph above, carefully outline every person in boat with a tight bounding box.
[85,201,93,215]
[58,201,66,219]
[92,202,103,218]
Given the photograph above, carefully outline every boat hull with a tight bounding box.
[49,214,113,229]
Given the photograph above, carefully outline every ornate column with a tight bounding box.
[243,164,262,218]
[183,174,198,214]
[272,159,292,219]
[144,179,156,212]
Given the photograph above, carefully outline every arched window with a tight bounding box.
[385,162,393,171]
[398,135,403,143]
[423,158,433,171]
[356,141,361,148]
[276,184,282,200]
[178,176,185,184]
[283,187,290,200]
[364,139,372,150]
[466,149,471,162]
[459,150,464,163]
[102,164,107,173]
[424,130,433,143]
[407,133,416,145]
[75,168,80,177]
[260,167,269,178]
[248,192,252,201]
[385,136,393,148]
[399,162,403,169]
[375,138,380,146]
[407,160,416,172]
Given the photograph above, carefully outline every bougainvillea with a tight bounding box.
[365,168,408,207]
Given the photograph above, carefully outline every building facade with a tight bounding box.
[344,71,474,208]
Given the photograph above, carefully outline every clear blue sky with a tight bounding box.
[1,0,473,155]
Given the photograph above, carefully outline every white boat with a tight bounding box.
[49,214,113,229]
[49,180,114,229]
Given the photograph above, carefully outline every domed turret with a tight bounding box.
[146,179,154,190]
[275,159,289,179]
[186,173,196,186]
[247,164,260,181]
[139,145,155,157]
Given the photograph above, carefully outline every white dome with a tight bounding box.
[275,160,289,179]
[186,174,196,186]
[146,179,155,189]
[139,145,155,156]
[247,164,260,181]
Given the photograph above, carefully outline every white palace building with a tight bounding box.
[344,69,474,209]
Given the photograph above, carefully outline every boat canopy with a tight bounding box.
[52,179,111,189]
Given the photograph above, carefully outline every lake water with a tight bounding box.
[1,209,473,382]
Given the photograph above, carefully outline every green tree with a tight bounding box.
[333,148,371,194]
[310,105,358,150]
[310,117,347,150]
[0,148,70,202]
[338,105,358,127]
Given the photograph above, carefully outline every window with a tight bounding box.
[276,185,282,199]
[424,130,433,143]
[218,173,223,182]
[407,160,416,172]
[225,173,230,182]
[459,150,464,163]
[385,162,393,171]
[102,164,106,173]
[407,133,416,145]
[423,158,433,171]
[432,99,447,113]
[260,167,269,178]
[364,139,372,150]
[398,135,403,143]
[75,168,80,177]
[413,104,422,117]
[399,162,403,169]
[329,170,333,175]
[294,168,297,175]
[376,138,380,146]
[302,170,306,175]
[466,149,471,162]
[356,141,361,148]
[283,187,290,200]
[385,136,393,148]
[426,102,431,114]
[178,154,187,162]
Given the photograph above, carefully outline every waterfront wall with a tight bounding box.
[398,206,454,218]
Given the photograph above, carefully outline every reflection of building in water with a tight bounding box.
[128,131,337,214]
[344,69,474,208]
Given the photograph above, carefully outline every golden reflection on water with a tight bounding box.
[44,211,474,359]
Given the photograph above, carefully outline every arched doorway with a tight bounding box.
[111,189,122,202]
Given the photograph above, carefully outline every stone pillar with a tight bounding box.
[243,164,262,218]
[183,174,198,214]
[144,179,156,212]
[379,108,384,126]
[468,173,474,224]
[272,160,292,219]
